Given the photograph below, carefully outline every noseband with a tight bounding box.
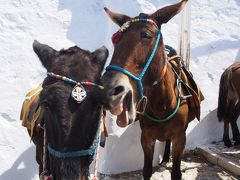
[47,120,101,158]
[106,18,162,99]
[45,72,103,158]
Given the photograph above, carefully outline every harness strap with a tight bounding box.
[153,58,168,85]
[48,118,101,158]
[144,79,182,123]
[40,127,52,180]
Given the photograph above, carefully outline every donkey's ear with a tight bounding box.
[104,7,130,27]
[93,46,109,67]
[150,0,188,25]
[33,40,57,71]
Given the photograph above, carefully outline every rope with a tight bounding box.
[92,122,102,180]
[40,127,52,180]
[48,116,101,158]
[144,79,182,123]
[92,111,106,180]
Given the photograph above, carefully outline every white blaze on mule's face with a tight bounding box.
[106,72,136,127]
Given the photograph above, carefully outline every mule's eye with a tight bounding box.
[140,32,152,39]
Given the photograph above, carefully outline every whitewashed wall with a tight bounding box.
[0,0,240,178]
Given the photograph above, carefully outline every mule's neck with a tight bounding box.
[145,42,178,117]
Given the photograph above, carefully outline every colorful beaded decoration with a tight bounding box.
[112,18,159,44]
[47,72,104,90]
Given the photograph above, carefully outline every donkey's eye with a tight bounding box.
[140,32,152,39]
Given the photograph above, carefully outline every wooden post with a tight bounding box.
[178,0,191,69]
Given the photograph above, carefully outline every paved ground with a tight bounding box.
[99,149,240,180]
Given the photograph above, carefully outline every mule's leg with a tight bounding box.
[141,131,155,180]
[171,134,185,180]
[160,139,171,164]
[223,121,232,147]
[230,120,240,146]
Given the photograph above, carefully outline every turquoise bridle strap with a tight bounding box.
[106,29,161,99]
[144,79,182,123]
[47,117,101,158]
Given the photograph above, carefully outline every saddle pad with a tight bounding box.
[169,57,204,120]
[20,83,43,137]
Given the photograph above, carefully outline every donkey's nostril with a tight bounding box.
[111,85,125,96]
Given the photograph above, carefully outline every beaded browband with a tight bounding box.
[112,18,159,44]
[47,72,104,103]
[47,72,104,90]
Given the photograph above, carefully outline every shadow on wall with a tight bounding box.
[191,39,240,61]
[0,145,38,179]
[235,0,240,6]
[186,109,223,149]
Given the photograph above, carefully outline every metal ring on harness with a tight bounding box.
[136,96,148,115]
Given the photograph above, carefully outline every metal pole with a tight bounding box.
[178,0,191,69]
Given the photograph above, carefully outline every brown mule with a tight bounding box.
[217,61,240,147]
[102,0,203,179]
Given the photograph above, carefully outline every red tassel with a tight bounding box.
[46,176,52,180]
[112,31,122,44]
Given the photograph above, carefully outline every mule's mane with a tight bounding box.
[59,46,91,56]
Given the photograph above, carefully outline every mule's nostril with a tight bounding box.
[112,85,125,96]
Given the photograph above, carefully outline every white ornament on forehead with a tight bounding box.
[71,84,87,103]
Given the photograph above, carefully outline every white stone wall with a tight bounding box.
[0,0,240,178]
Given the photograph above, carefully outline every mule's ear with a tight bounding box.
[104,7,130,27]
[93,46,109,67]
[33,40,57,71]
[150,0,188,25]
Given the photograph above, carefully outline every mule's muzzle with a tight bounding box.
[102,71,136,127]
[102,71,128,108]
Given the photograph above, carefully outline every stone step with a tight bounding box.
[198,142,240,176]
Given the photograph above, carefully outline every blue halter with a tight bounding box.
[48,119,101,158]
[45,73,103,158]
[106,27,161,99]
